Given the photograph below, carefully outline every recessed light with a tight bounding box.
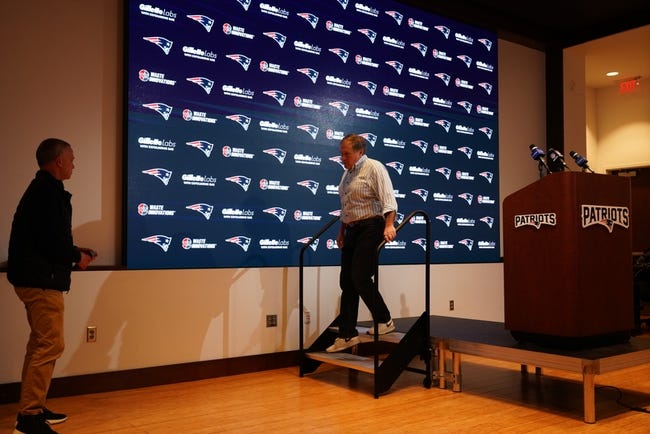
[606,71,619,77]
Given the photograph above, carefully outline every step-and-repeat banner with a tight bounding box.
[126,0,499,269]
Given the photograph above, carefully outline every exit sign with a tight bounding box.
[620,79,638,94]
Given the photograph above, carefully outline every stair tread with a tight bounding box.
[305,351,377,373]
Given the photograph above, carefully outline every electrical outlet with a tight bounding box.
[449,300,455,311]
[266,314,277,327]
[86,326,97,342]
[304,308,311,325]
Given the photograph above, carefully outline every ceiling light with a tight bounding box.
[606,71,619,77]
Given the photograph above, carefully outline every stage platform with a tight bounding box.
[412,316,650,423]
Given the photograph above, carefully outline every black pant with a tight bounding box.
[338,218,391,338]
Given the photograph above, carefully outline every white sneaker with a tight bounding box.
[366,319,395,335]
[326,336,360,353]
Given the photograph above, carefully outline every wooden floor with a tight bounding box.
[3,337,650,433]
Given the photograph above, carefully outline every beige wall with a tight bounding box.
[0,1,548,384]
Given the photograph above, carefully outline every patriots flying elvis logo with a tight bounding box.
[263,31,286,48]
[411,42,427,57]
[226,54,251,71]
[457,101,472,113]
[142,103,172,120]
[226,236,251,252]
[297,237,319,251]
[297,124,319,139]
[186,203,214,220]
[142,168,172,185]
[459,239,474,251]
[225,175,251,191]
[235,0,251,11]
[479,127,493,139]
[358,80,377,95]
[142,36,173,54]
[435,167,451,180]
[412,238,427,251]
[226,114,251,130]
[411,140,428,153]
[263,148,287,163]
[411,91,428,105]
[386,161,404,175]
[458,192,474,205]
[458,146,473,159]
[263,207,287,222]
[359,133,377,146]
[411,188,429,202]
[297,180,319,195]
[435,119,451,132]
[186,77,214,94]
[480,216,494,228]
[385,60,403,74]
[457,54,472,68]
[479,171,494,183]
[329,156,344,169]
[297,12,318,28]
[357,28,377,43]
[329,101,349,116]
[297,68,319,83]
[435,25,450,39]
[436,214,452,227]
[386,111,403,125]
[385,10,403,25]
[435,72,451,86]
[187,14,214,32]
[141,235,172,252]
[263,90,287,106]
[186,140,214,157]
[328,48,349,63]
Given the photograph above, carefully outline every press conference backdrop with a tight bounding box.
[125,0,500,269]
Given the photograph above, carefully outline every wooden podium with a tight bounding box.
[503,172,633,348]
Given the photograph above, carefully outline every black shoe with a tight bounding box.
[42,408,67,424]
[14,413,58,434]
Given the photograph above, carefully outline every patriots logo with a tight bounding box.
[480,216,495,228]
[142,168,172,185]
[396,212,405,225]
[479,171,494,183]
[435,167,451,180]
[358,80,377,95]
[386,161,404,175]
[297,68,319,84]
[328,48,349,63]
[411,140,428,153]
[226,236,251,252]
[142,103,172,120]
[478,38,493,51]
[459,238,474,251]
[436,214,452,227]
[263,90,287,106]
[263,207,287,222]
[225,175,251,191]
[226,54,252,71]
[411,188,429,202]
[297,180,319,195]
[263,31,287,48]
[435,119,451,132]
[411,42,428,57]
[186,203,214,220]
[226,114,251,131]
[186,140,214,157]
[458,193,474,205]
[411,90,428,105]
[186,77,214,94]
[478,82,493,95]
[329,101,349,116]
[359,133,377,147]
[386,111,403,125]
[329,209,341,217]
[297,124,319,140]
[336,0,349,9]
[141,235,172,252]
[479,127,493,139]
[434,25,450,39]
[385,60,403,75]
[458,146,473,159]
[187,14,214,32]
[457,54,472,68]
[357,28,377,43]
[297,12,318,28]
[412,238,427,251]
[329,156,344,169]
[435,72,451,86]
[297,237,319,252]
[142,36,173,55]
[235,0,251,11]
[263,148,287,164]
[385,10,403,25]
[457,100,473,113]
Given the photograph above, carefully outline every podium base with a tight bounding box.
[510,330,631,350]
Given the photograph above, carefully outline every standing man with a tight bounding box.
[327,134,398,353]
[8,138,96,434]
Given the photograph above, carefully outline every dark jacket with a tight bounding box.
[8,170,81,291]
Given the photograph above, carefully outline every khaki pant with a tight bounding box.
[14,287,65,416]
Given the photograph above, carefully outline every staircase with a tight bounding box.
[298,211,432,398]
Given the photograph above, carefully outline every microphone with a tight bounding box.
[569,151,594,173]
[547,148,570,172]
[529,144,551,176]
